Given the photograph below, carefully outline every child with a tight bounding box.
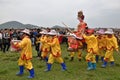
[102,29,119,68]
[96,29,106,62]
[67,33,79,61]
[40,29,50,62]
[12,29,35,78]
[67,32,83,61]
[82,29,98,70]
[44,30,67,71]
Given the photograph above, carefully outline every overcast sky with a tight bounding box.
[0,0,120,28]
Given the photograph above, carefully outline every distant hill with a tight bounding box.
[52,25,64,29]
[0,21,39,29]
[52,25,74,30]
[0,21,68,29]
[24,24,39,29]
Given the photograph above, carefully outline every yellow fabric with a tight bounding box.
[40,35,50,52]
[98,49,105,57]
[104,49,114,62]
[41,52,48,58]
[69,52,75,57]
[77,41,83,59]
[69,49,82,59]
[97,35,106,49]
[83,34,98,54]
[97,35,106,57]
[16,36,32,60]
[85,50,96,63]
[40,35,50,58]
[48,54,64,64]
[18,58,33,70]
[106,35,119,50]
[48,36,61,57]
[103,35,118,62]
[77,49,82,59]
[47,36,64,64]
[83,34,97,63]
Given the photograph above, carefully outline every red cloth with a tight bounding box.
[58,35,63,44]
[77,22,87,32]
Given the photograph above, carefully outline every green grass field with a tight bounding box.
[0,44,120,80]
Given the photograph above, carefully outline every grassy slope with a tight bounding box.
[0,44,120,80]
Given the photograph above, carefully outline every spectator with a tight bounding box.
[2,29,11,53]
[0,30,3,51]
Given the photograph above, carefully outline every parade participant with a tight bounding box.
[0,30,3,51]
[102,29,119,68]
[67,33,79,61]
[67,31,83,61]
[44,30,67,71]
[76,10,88,37]
[74,31,84,61]
[82,29,98,70]
[96,29,106,62]
[77,39,83,61]
[40,29,50,62]
[2,29,11,53]
[12,29,35,78]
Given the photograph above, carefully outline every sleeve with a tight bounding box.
[40,36,48,43]
[48,38,57,46]
[113,36,119,50]
[16,38,26,49]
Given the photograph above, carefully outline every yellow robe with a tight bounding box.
[40,35,50,52]
[106,35,118,50]
[83,34,98,54]
[16,36,32,60]
[48,36,61,57]
[97,35,106,49]
[104,35,119,61]
[97,35,106,57]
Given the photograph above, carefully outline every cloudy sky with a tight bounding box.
[0,0,120,28]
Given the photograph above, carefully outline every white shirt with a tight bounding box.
[0,33,2,39]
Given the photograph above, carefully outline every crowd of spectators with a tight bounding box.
[0,28,120,53]
[0,28,67,53]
